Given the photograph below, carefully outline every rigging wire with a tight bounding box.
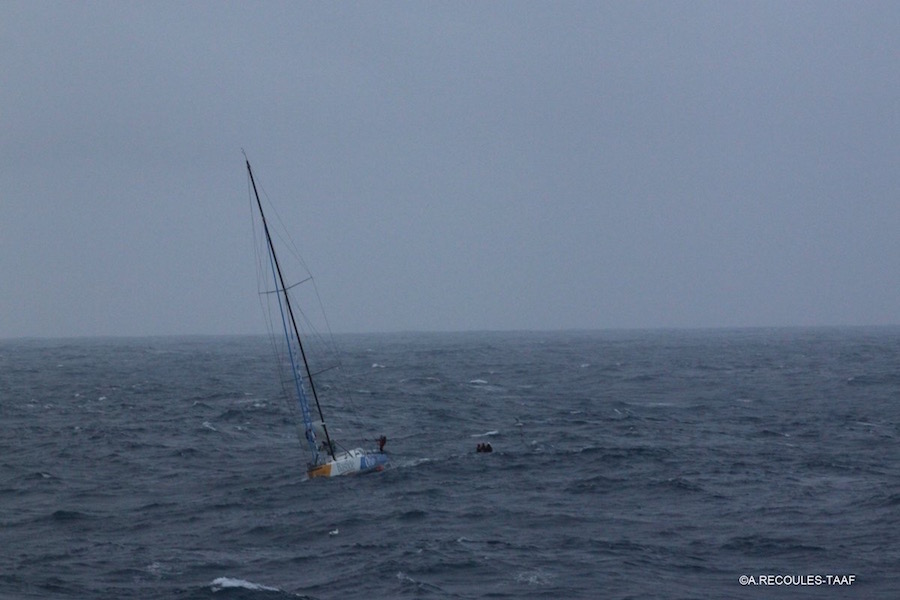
[244,157,372,451]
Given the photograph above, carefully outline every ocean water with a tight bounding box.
[1,328,898,599]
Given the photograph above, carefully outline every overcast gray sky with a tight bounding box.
[2,1,898,338]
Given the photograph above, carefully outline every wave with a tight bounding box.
[859,490,900,509]
[650,476,705,493]
[47,509,93,522]
[721,534,826,556]
[470,430,499,437]
[391,457,434,472]
[565,473,628,494]
[846,373,900,386]
[210,577,280,593]
[577,444,673,461]
[515,568,555,586]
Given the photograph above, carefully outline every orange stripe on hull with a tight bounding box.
[308,464,332,478]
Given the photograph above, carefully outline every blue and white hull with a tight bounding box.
[308,448,389,478]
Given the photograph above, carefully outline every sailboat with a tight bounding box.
[245,157,389,478]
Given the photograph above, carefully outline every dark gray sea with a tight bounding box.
[2,329,898,599]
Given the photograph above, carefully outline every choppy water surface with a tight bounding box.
[1,329,898,598]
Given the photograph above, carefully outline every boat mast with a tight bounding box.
[245,158,336,461]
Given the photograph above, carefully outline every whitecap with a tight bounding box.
[202,421,217,432]
[399,457,432,469]
[471,430,499,437]
[515,569,553,585]
[396,571,417,584]
[210,577,279,592]
[469,379,488,385]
